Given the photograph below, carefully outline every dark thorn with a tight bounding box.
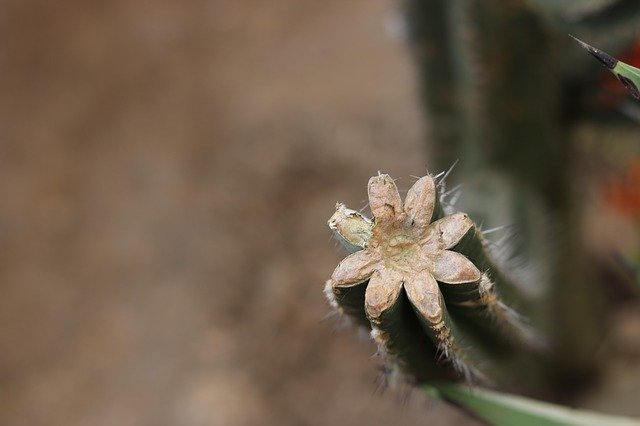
[569,34,618,70]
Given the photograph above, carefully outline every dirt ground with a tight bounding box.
[0,1,482,425]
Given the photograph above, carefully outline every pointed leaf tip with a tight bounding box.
[569,34,618,70]
[570,35,640,101]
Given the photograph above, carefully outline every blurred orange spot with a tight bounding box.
[603,160,640,217]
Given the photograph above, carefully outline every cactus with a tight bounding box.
[402,0,640,385]
[326,173,547,389]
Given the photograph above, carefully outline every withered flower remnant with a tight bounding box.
[325,173,541,385]
[326,174,485,380]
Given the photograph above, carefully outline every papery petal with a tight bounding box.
[432,250,482,284]
[328,203,373,252]
[331,249,380,287]
[403,272,443,323]
[404,175,436,230]
[429,212,474,249]
[367,173,403,222]
[364,267,403,321]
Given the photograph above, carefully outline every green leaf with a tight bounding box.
[425,383,640,426]
[570,35,640,100]
[613,61,640,100]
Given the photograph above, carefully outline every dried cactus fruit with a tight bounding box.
[326,173,543,386]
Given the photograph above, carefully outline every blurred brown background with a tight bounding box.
[0,1,482,424]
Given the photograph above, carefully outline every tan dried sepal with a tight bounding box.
[404,273,443,323]
[432,250,482,284]
[367,174,403,223]
[404,175,436,231]
[428,213,474,249]
[330,249,380,287]
[364,268,403,321]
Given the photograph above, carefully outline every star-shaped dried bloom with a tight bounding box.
[329,174,480,329]
[326,173,489,381]
[325,173,548,385]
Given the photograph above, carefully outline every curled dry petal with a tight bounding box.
[331,249,380,287]
[430,213,474,249]
[328,203,373,251]
[432,250,482,284]
[404,175,436,231]
[403,272,443,323]
[364,267,403,321]
[367,174,403,223]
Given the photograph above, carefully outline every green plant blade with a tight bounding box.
[570,34,640,100]
[613,61,640,99]
[425,383,640,426]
